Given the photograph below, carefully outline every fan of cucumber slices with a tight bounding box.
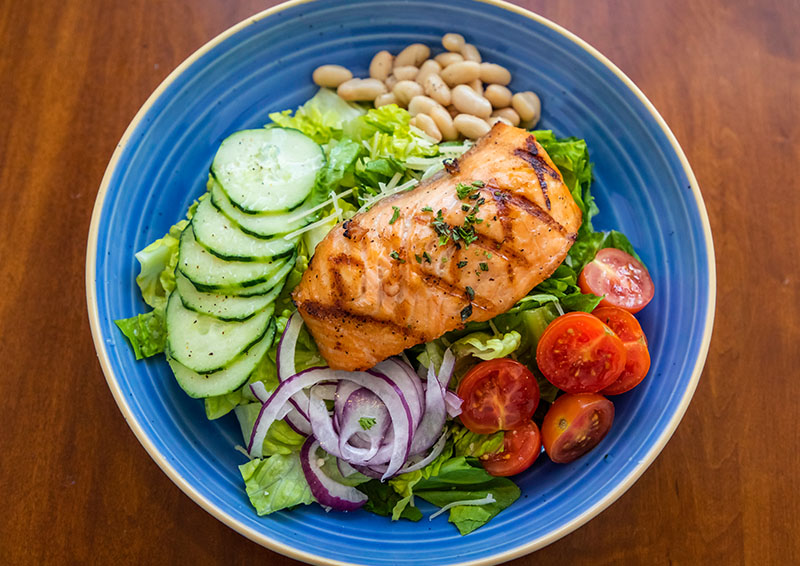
[160,127,324,399]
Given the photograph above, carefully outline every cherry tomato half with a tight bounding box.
[536,312,626,394]
[481,420,541,477]
[578,248,655,313]
[541,393,614,464]
[592,306,651,395]
[456,359,540,434]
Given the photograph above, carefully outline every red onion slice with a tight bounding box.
[373,359,424,427]
[445,391,463,418]
[250,381,311,435]
[300,438,367,511]
[337,387,390,462]
[368,430,448,475]
[276,311,312,419]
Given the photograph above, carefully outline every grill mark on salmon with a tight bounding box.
[513,135,561,210]
[293,123,582,371]
[484,184,571,237]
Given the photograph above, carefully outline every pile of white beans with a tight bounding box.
[311,33,541,142]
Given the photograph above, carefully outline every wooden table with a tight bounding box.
[2,0,798,564]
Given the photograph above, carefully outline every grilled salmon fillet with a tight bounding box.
[293,122,582,371]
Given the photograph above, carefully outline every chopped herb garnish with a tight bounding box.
[414,254,423,263]
[480,262,489,271]
[472,180,486,188]
[461,204,471,212]
[484,251,493,259]
[465,286,475,300]
[358,417,377,431]
[390,250,405,263]
[441,256,448,264]
[422,205,433,212]
[456,182,473,199]
[457,260,468,268]
[460,304,473,321]
[423,251,432,263]
[389,206,401,225]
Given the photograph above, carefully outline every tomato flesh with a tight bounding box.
[593,306,651,395]
[456,359,540,434]
[536,312,626,394]
[481,420,541,476]
[578,248,654,313]
[541,393,614,464]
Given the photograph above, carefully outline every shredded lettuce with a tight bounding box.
[239,453,314,515]
[451,424,504,459]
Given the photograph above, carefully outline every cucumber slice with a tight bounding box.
[209,181,314,239]
[192,197,297,262]
[224,251,296,297]
[178,226,292,291]
[176,270,282,321]
[212,128,324,213]
[167,319,276,398]
[165,291,274,373]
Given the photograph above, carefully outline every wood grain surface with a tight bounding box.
[1,0,798,564]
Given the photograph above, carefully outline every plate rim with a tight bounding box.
[85,0,716,564]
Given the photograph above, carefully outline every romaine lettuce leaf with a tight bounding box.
[204,388,243,420]
[134,220,188,310]
[451,330,521,361]
[239,453,314,515]
[267,88,365,144]
[114,309,166,360]
[451,424,504,459]
[234,403,305,456]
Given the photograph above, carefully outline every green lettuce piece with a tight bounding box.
[451,331,521,361]
[308,137,363,207]
[345,104,439,161]
[393,456,520,535]
[234,403,305,456]
[134,220,188,310]
[320,456,371,488]
[114,309,166,360]
[204,388,243,420]
[451,424,504,458]
[417,476,520,535]
[239,453,314,515]
[358,480,423,521]
[267,88,365,144]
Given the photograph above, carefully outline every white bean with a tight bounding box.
[337,78,387,101]
[411,113,442,142]
[487,116,512,128]
[454,113,490,139]
[369,50,394,81]
[428,106,459,141]
[408,95,443,117]
[312,65,353,88]
[485,84,513,109]
[434,52,464,67]
[385,75,398,91]
[479,63,511,86]
[461,43,482,62]
[451,84,492,118]
[491,107,520,126]
[393,79,424,106]
[395,43,430,67]
[442,33,465,52]
[375,92,398,108]
[393,65,418,81]
[415,59,441,85]
[468,78,483,96]
[512,91,541,125]
[423,73,451,106]
[440,61,481,86]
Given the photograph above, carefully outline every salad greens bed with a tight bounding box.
[116,88,641,534]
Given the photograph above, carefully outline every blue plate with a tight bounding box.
[86,1,715,564]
